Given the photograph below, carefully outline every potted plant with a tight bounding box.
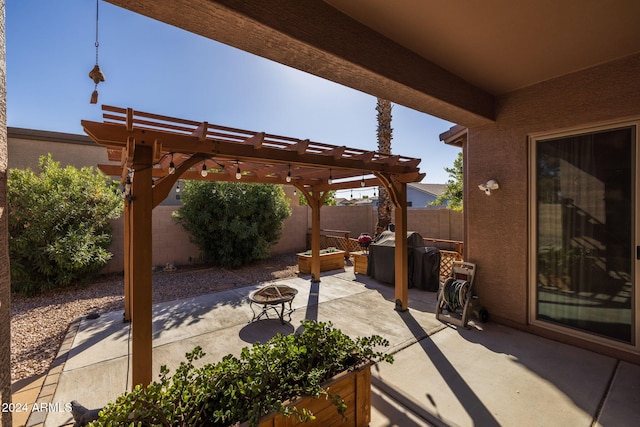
[296,247,346,274]
[86,320,393,427]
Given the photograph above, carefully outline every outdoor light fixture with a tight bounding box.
[478,179,499,196]
[293,188,297,196]
[176,181,181,193]
[361,175,366,187]
[123,173,133,202]
[328,169,333,185]
[235,162,242,180]
[201,163,208,177]
[124,175,132,195]
[286,165,292,183]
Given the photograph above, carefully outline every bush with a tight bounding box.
[90,320,393,427]
[172,181,291,268]
[8,154,123,294]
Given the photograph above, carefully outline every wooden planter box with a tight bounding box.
[259,364,371,427]
[297,250,346,274]
[352,251,369,275]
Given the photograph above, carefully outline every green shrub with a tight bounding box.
[90,320,393,427]
[8,154,123,294]
[172,181,291,268]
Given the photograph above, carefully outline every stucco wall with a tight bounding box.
[466,53,640,327]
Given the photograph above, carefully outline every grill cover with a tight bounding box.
[366,231,441,291]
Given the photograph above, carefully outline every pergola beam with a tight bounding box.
[84,121,419,176]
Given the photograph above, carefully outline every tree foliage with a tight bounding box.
[8,154,123,294]
[298,190,337,206]
[172,181,291,268]
[432,151,463,211]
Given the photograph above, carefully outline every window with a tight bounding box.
[530,123,637,345]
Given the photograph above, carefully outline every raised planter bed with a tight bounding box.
[297,249,346,274]
[258,364,372,427]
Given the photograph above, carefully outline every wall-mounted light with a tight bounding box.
[478,179,499,196]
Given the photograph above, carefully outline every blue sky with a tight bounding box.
[6,0,460,194]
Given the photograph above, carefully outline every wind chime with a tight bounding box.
[89,0,105,104]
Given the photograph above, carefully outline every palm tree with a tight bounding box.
[375,98,393,235]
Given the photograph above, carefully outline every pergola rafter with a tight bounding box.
[82,105,425,388]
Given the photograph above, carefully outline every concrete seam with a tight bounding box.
[591,358,620,427]
[25,317,82,427]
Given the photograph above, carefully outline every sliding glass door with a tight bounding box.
[531,124,636,344]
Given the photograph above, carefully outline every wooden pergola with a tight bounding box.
[82,105,425,387]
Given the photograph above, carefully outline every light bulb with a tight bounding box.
[235,166,242,180]
[169,161,176,175]
[286,165,292,182]
[328,169,333,185]
[201,164,208,177]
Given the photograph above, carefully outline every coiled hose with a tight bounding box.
[442,278,470,312]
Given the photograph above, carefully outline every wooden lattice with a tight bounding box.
[439,250,463,283]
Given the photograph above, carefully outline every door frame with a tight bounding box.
[528,117,639,353]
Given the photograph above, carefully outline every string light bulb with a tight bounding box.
[168,153,176,175]
[235,162,242,180]
[201,163,208,177]
[176,181,181,193]
[328,169,333,185]
[286,165,292,183]
[361,175,366,187]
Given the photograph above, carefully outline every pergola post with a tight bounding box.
[123,201,132,321]
[299,188,328,282]
[128,143,154,387]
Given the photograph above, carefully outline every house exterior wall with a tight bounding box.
[0,9,12,424]
[466,53,640,360]
[8,130,109,170]
[406,186,435,207]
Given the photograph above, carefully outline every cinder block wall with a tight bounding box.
[103,206,463,273]
[407,208,463,241]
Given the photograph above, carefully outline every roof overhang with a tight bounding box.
[105,0,640,127]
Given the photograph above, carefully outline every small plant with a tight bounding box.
[90,320,393,427]
[301,247,340,256]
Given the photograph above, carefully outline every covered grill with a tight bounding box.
[366,231,441,291]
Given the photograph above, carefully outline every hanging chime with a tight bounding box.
[89,0,105,104]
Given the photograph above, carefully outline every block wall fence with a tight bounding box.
[103,205,463,273]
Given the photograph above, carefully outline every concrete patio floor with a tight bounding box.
[24,267,640,427]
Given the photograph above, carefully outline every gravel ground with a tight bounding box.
[10,253,299,383]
